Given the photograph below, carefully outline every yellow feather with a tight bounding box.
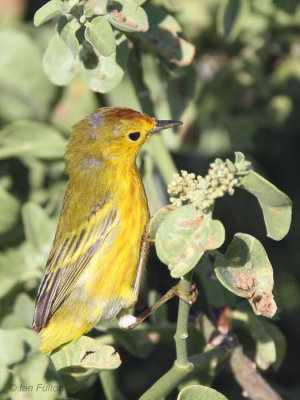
[33,107,181,353]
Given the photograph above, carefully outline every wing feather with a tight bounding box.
[33,205,118,331]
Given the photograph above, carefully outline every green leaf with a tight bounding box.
[231,310,276,370]
[109,328,153,358]
[85,16,116,56]
[0,120,66,160]
[0,188,20,234]
[221,0,242,40]
[51,336,121,371]
[51,336,120,393]
[138,5,195,67]
[0,365,9,390]
[0,29,56,121]
[215,233,277,318]
[34,0,62,26]
[178,384,228,400]
[107,0,149,32]
[58,15,81,57]
[99,370,126,400]
[11,328,41,354]
[0,330,25,365]
[262,321,287,371]
[148,205,175,239]
[239,171,292,241]
[15,351,65,399]
[83,32,129,93]
[22,202,55,255]
[43,33,81,86]
[10,293,35,329]
[155,205,225,278]
[1,294,35,328]
[0,241,44,298]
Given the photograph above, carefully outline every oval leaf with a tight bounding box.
[149,204,175,239]
[0,330,25,366]
[178,384,228,400]
[51,336,121,372]
[231,310,277,370]
[138,5,195,67]
[85,16,116,56]
[107,0,149,32]
[34,0,62,27]
[239,171,292,241]
[43,33,81,86]
[215,233,277,318]
[58,15,81,57]
[155,205,225,278]
[83,33,129,93]
[220,0,242,41]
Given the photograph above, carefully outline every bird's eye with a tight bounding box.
[128,132,140,141]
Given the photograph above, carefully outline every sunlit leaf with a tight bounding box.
[138,5,195,67]
[43,33,81,86]
[83,32,129,93]
[34,0,62,27]
[148,205,175,239]
[51,336,121,371]
[58,15,81,57]
[178,384,228,400]
[215,233,277,318]
[107,0,149,32]
[155,205,225,278]
[240,171,292,241]
[85,16,116,56]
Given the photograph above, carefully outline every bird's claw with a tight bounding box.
[175,282,198,305]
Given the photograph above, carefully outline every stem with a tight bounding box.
[174,276,193,368]
[128,46,178,184]
[149,135,177,184]
[139,274,195,400]
[139,347,227,400]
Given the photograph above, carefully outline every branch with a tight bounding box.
[139,346,228,400]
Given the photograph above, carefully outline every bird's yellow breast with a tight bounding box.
[80,165,149,318]
[39,165,149,352]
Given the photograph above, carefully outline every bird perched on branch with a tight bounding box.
[33,107,182,353]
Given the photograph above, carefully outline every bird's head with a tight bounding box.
[66,107,182,172]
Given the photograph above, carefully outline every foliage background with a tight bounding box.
[0,0,299,399]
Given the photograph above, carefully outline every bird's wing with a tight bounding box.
[33,202,119,332]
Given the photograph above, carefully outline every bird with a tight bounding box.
[33,106,182,353]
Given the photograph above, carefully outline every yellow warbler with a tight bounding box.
[33,107,182,353]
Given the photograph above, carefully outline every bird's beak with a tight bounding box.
[149,119,183,134]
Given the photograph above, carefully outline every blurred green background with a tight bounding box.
[0,0,299,399]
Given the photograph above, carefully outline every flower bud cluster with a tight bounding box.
[168,153,252,212]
